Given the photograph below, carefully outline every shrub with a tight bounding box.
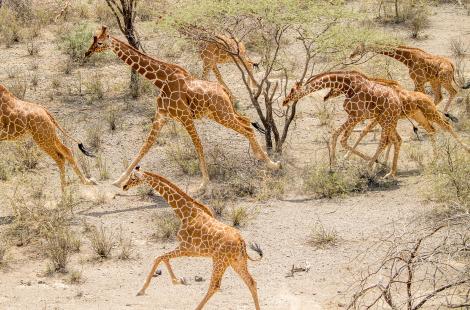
[152,211,180,241]
[308,221,339,249]
[57,23,93,63]
[44,228,75,273]
[303,163,367,198]
[14,140,41,170]
[85,73,105,101]
[88,225,115,258]
[424,139,470,214]
[226,205,258,227]
[86,124,103,150]
[0,7,22,47]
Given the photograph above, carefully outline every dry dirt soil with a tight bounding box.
[0,2,469,310]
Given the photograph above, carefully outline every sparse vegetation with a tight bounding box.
[308,221,339,249]
[44,228,75,273]
[86,124,103,150]
[88,225,115,259]
[303,163,367,199]
[227,205,258,227]
[424,138,470,214]
[152,211,180,241]
[57,23,93,63]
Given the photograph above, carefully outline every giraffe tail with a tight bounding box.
[251,122,266,135]
[247,242,263,262]
[44,109,95,157]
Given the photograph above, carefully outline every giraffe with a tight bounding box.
[350,44,461,114]
[0,84,96,192]
[323,78,470,163]
[197,34,258,100]
[85,26,280,191]
[282,71,404,178]
[122,166,263,310]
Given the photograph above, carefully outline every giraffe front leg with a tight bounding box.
[113,114,167,187]
[344,119,378,160]
[181,119,210,193]
[442,81,457,114]
[137,247,190,296]
[384,130,402,179]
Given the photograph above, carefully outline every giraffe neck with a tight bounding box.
[374,46,414,67]
[109,36,191,89]
[297,72,357,101]
[142,171,214,220]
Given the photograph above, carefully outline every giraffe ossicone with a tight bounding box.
[85,26,280,192]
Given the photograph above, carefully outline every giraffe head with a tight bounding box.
[349,42,366,59]
[85,25,111,58]
[323,88,342,101]
[282,81,303,107]
[122,166,145,191]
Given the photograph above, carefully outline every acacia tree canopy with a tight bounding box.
[162,0,397,153]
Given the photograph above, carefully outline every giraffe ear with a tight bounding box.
[93,35,97,43]
[101,25,108,34]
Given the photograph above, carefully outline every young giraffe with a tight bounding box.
[282,71,403,178]
[323,78,470,163]
[198,34,258,100]
[350,44,459,113]
[122,167,263,310]
[85,26,280,191]
[0,84,96,192]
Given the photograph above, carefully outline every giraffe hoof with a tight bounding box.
[112,179,123,188]
[87,178,98,185]
[136,290,145,296]
[383,172,396,179]
[268,161,281,170]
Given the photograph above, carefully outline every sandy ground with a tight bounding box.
[0,2,469,310]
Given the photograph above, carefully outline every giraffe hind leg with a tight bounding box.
[55,140,96,185]
[231,258,261,310]
[195,258,229,310]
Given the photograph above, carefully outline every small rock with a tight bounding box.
[38,280,45,284]
[194,276,204,282]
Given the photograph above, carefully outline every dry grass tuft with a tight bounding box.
[118,227,134,260]
[152,211,180,241]
[308,221,339,249]
[86,124,103,150]
[67,269,84,284]
[226,205,259,227]
[88,225,115,259]
[302,163,367,198]
[44,228,76,273]
[424,138,470,215]
[14,140,41,171]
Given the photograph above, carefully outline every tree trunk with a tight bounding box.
[125,29,141,98]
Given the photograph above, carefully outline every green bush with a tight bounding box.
[424,139,470,213]
[58,23,93,63]
[303,163,367,198]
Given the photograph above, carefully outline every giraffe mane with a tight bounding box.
[369,78,401,88]
[142,171,215,218]
[305,70,369,85]
[111,36,192,77]
[397,45,427,53]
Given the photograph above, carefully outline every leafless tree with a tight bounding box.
[104,0,141,97]
[179,17,346,154]
[348,218,470,309]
